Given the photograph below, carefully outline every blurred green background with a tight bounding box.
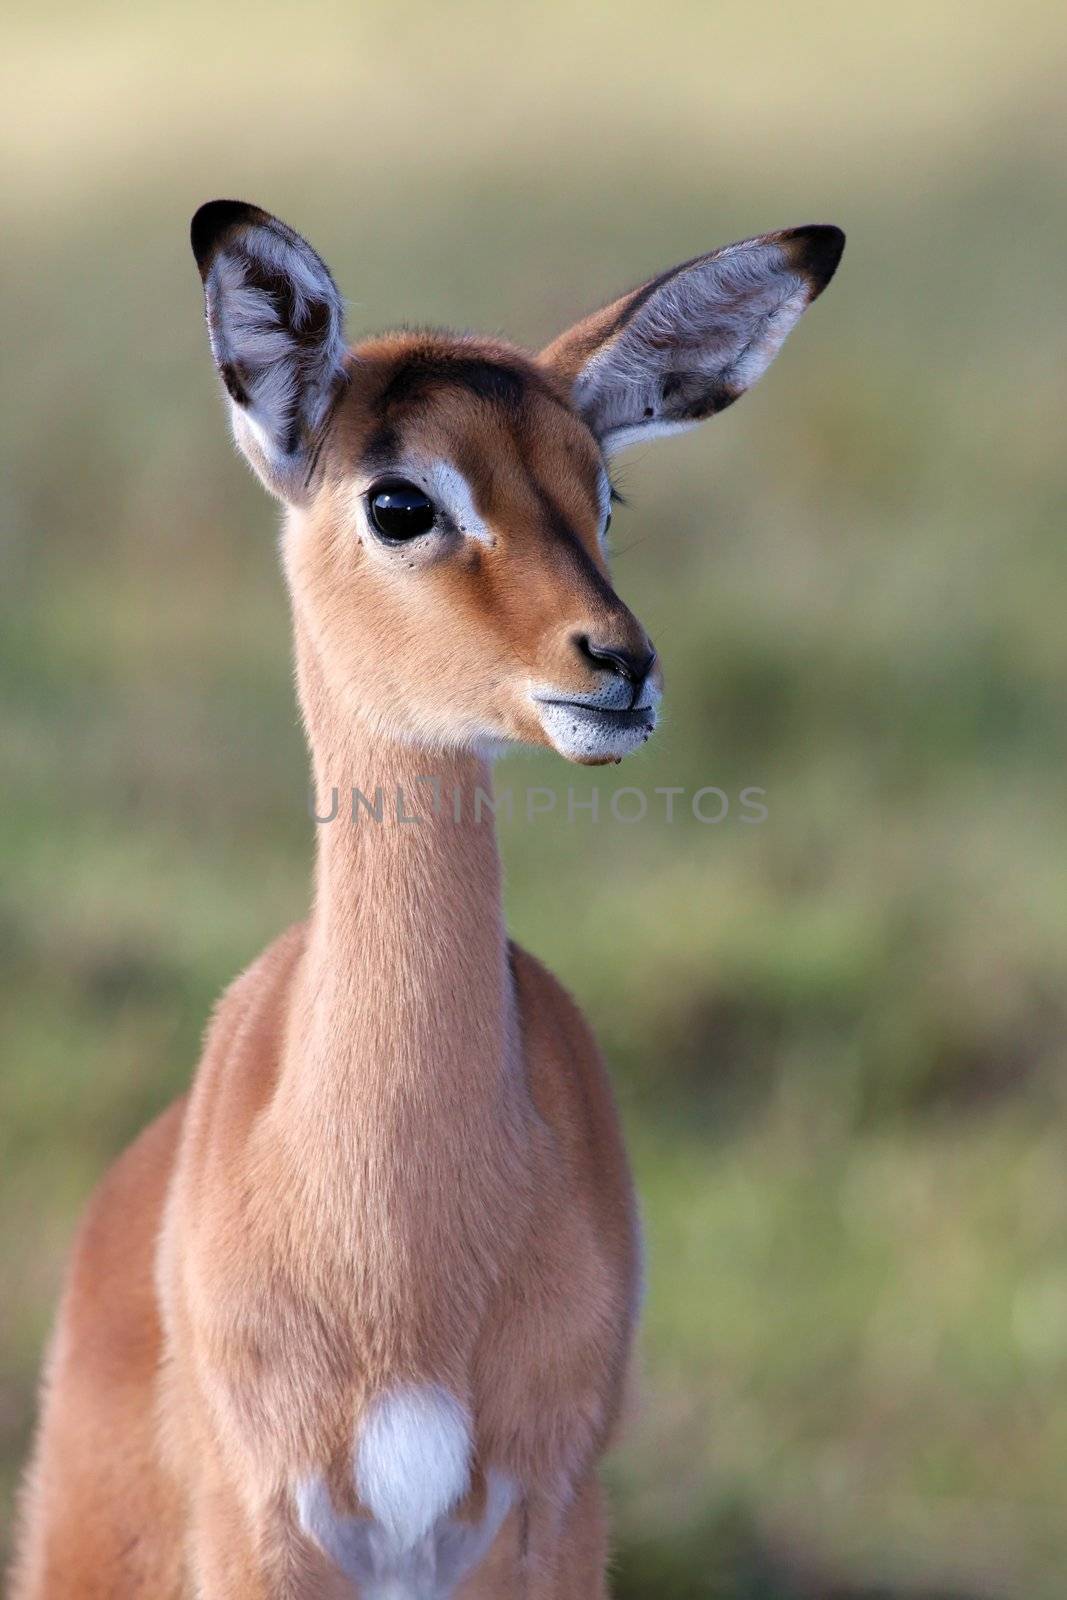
[3,2,1066,1594]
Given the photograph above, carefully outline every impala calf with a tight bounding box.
[11,201,843,1598]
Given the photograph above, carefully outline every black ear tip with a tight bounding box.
[190,199,268,276]
[786,224,846,295]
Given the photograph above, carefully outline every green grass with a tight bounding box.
[3,2,1067,1592]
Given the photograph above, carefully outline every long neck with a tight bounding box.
[277,616,516,1140]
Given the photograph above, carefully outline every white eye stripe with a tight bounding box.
[353,458,494,547]
[422,460,494,546]
[353,457,614,550]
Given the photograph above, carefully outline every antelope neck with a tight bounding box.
[281,618,515,1128]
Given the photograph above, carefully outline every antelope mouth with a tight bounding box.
[534,697,658,763]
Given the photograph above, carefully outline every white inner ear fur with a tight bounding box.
[204,225,347,482]
[574,240,813,453]
[598,416,701,459]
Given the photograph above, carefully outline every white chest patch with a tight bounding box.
[295,1385,514,1598]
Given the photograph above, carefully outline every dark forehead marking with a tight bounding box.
[521,460,618,608]
[359,349,595,480]
[507,386,605,508]
[377,355,554,414]
[360,422,401,472]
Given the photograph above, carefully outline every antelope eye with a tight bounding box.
[367,482,437,541]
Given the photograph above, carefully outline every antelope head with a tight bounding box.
[192,201,843,764]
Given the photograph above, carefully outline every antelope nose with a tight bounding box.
[575,634,657,685]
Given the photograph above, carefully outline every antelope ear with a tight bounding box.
[540,225,844,455]
[191,200,348,503]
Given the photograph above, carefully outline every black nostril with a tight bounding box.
[576,635,656,684]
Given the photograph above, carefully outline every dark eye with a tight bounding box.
[367,482,437,541]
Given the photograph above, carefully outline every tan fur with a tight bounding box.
[11,205,842,1597]
[11,336,644,1599]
